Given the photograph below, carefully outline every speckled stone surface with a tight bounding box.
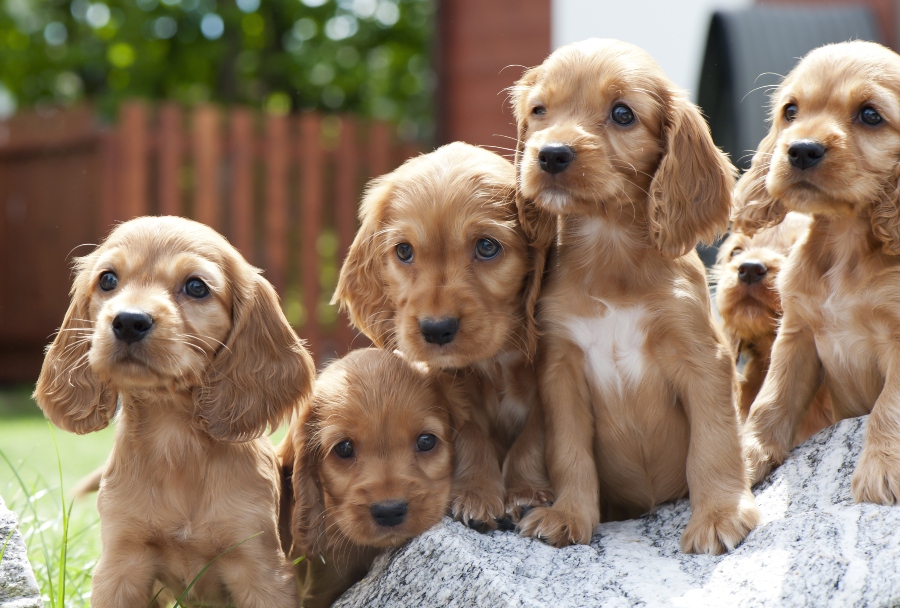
[335,416,900,608]
[0,495,42,608]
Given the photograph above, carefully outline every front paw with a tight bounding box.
[451,482,505,532]
[517,505,595,547]
[852,448,900,505]
[504,486,555,525]
[743,435,785,486]
[681,493,760,555]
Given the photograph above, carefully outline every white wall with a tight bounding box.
[552,0,752,99]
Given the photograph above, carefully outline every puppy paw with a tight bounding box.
[852,448,900,505]
[517,505,595,547]
[743,435,785,486]
[680,493,760,555]
[504,486,555,524]
[450,484,505,532]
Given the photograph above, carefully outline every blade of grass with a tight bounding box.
[0,521,19,565]
[172,531,263,608]
[292,555,305,565]
[49,422,71,608]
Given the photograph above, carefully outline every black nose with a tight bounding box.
[370,500,408,528]
[420,318,459,346]
[112,311,154,344]
[538,144,574,174]
[787,140,825,170]
[738,261,767,284]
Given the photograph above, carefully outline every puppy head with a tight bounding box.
[715,212,812,344]
[34,216,314,440]
[334,142,539,366]
[734,41,900,253]
[512,38,734,258]
[291,348,453,556]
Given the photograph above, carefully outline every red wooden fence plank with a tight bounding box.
[264,113,289,296]
[368,121,392,179]
[193,105,221,230]
[229,108,254,261]
[158,103,183,217]
[299,113,323,358]
[334,116,360,353]
[120,101,148,220]
[99,131,120,232]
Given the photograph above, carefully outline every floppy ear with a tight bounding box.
[290,407,327,558]
[648,92,736,258]
[194,268,315,442]
[871,163,900,255]
[732,128,787,236]
[511,66,555,358]
[33,261,117,434]
[332,176,396,348]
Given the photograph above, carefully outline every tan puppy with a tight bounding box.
[512,39,759,553]
[714,212,833,445]
[334,142,550,529]
[34,216,314,607]
[283,348,455,608]
[734,41,900,503]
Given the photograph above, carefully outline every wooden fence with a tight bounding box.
[0,102,420,383]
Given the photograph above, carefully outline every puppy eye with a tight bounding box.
[333,440,354,459]
[784,104,798,122]
[396,242,414,263]
[730,248,743,259]
[474,238,502,260]
[532,106,546,116]
[610,104,635,126]
[184,278,210,298]
[416,433,437,452]
[859,107,883,126]
[98,271,118,292]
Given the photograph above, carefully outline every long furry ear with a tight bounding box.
[332,176,395,348]
[732,128,787,236]
[290,406,327,558]
[871,163,900,255]
[33,260,117,434]
[194,267,315,442]
[648,92,737,258]
[510,65,554,358]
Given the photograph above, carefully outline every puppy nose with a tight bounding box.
[787,140,825,170]
[538,144,574,174]
[738,261,767,284]
[112,311,154,344]
[370,500,408,527]
[419,318,459,346]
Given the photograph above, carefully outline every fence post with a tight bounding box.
[120,101,149,220]
[299,113,323,359]
[158,103,183,217]
[193,105,221,230]
[264,112,289,296]
[368,121,392,179]
[334,116,359,354]
[229,108,255,261]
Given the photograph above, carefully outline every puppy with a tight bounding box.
[333,142,550,528]
[714,212,833,445]
[34,216,314,607]
[733,41,900,503]
[511,39,759,553]
[283,348,455,608]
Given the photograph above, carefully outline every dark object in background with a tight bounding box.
[695,5,879,267]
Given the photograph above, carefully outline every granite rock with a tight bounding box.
[0,495,42,608]
[335,416,900,608]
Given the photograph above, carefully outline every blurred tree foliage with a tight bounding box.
[0,0,435,139]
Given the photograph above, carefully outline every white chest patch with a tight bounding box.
[564,306,648,396]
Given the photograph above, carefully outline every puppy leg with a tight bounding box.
[91,543,158,607]
[744,311,823,484]
[852,356,900,504]
[503,402,553,522]
[450,418,505,531]
[669,338,759,555]
[220,543,298,608]
[518,340,599,547]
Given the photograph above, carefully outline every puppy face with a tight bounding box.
[715,212,812,342]
[735,41,900,243]
[293,349,453,552]
[334,142,532,368]
[512,39,734,258]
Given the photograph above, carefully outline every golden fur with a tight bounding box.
[714,212,833,444]
[333,142,551,528]
[282,348,455,608]
[33,216,314,607]
[511,39,758,553]
[733,41,900,503]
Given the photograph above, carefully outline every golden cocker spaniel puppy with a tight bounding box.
[283,348,455,608]
[34,216,314,607]
[333,142,550,529]
[512,38,759,553]
[714,212,832,445]
[733,41,900,503]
